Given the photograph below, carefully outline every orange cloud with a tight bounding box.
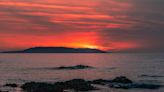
[2,0,163,52]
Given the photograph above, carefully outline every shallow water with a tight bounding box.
[0,53,164,92]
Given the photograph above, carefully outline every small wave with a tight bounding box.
[140,74,164,78]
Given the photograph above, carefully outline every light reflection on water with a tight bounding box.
[0,53,164,92]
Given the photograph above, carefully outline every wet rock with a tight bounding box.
[111,76,133,84]
[91,76,163,89]
[21,82,63,92]
[55,65,93,70]
[4,83,18,87]
[62,79,96,91]
[21,76,163,91]
[90,79,111,85]
[0,90,8,92]
[91,76,133,85]
[21,79,96,92]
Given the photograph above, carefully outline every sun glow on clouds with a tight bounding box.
[0,0,134,51]
[0,0,163,52]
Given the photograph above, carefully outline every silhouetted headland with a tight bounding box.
[2,47,107,53]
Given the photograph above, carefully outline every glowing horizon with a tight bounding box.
[0,0,164,52]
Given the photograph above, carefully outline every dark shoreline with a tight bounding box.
[1,76,163,92]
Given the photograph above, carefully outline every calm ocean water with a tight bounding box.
[0,53,164,92]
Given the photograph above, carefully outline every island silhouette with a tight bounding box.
[3,47,107,53]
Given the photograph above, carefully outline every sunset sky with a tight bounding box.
[0,0,164,52]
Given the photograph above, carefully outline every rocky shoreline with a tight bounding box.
[1,76,163,92]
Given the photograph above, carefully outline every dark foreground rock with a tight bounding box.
[91,76,163,89]
[21,82,63,92]
[4,83,18,87]
[54,65,93,70]
[91,76,133,85]
[21,76,163,92]
[0,90,8,92]
[21,79,96,92]
[58,79,96,91]
[90,79,111,85]
[111,76,133,84]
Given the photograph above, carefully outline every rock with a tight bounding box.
[4,83,18,87]
[21,77,163,91]
[111,76,133,84]
[90,79,111,85]
[21,79,96,92]
[91,76,163,89]
[62,79,96,91]
[21,82,63,92]
[91,76,132,85]
[55,65,93,70]
[91,76,133,85]
[0,90,8,92]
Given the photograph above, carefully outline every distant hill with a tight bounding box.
[3,47,107,53]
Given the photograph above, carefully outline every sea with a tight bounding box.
[0,53,164,92]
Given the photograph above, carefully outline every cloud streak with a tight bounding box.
[0,0,164,52]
